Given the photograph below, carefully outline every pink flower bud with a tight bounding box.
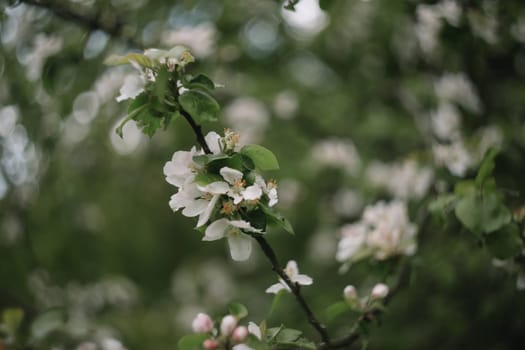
[343,285,358,301]
[370,283,389,300]
[203,339,219,350]
[220,315,237,335]
[192,313,214,333]
[232,326,249,342]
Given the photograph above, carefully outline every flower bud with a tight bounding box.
[232,326,249,342]
[370,283,389,300]
[220,315,237,336]
[203,339,219,350]
[192,313,214,333]
[343,285,358,301]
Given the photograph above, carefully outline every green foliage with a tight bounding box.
[2,308,24,338]
[240,145,280,171]
[179,90,220,123]
[177,334,208,350]
[228,302,248,319]
[455,192,511,235]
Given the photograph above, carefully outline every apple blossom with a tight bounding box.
[232,326,249,342]
[192,313,214,333]
[370,283,389,300]
[248,322,262,340]
[266,260,313,294]
[203,339,219,350]
[220,315,238,336]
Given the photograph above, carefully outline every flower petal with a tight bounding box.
[243,185,263,201]
[292,274,313,286]
[229,220,261,233]
[248,322,262,340]
[265,283,286,294]
[198,181,229,195]
[220,167,243,185]
[285,260,299,277]
[205,131,222,154]
[227,233,252,261]
[203,218,229,241]
[197,194,220,227]
[182,199,208,217]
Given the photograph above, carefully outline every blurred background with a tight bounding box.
[1,0,525,349]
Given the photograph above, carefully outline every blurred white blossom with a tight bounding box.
[433,141,472,177]
[311,138,361,175]
[266,260,313,294]
[337,200,417,262]
[162,23,217,58]
[224,98,269,144]
[366,160,433,200]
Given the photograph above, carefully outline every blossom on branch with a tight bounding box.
[266,260,313,294]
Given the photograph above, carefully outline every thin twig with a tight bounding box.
[180,109,212,154]
[251,234,331,346]
[18,0,142,48]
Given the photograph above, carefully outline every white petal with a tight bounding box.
[248,322,262,340]
[285,260,299,277]
[231,193,244,205]
[265,283,286,294]
[197,194,220,227]
[243,185,263,201]
[203,218,229,241]
[220,167,243,185]
[205,131,222,154]
[116,75,144,102]
[229,220,261,233]
[292,274,313,286]
[268,188,278,207]
[182,199,208,217]
[198,181,229,194]
[227,233,252,261]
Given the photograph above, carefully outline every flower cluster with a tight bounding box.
[191,312,261,350]
[336,200,417,264]
[164,130,280,261]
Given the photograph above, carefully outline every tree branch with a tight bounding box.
[18,0,142,48]
[251,234,331,346]
[180,109,212,155]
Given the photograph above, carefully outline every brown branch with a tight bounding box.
[251,234,331,346]
[17,0,142,48]
[180,109,212,154]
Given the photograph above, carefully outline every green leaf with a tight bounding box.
[454,180,475,196]
[476,148,499,187]
[30,309,65,340]
[325,301,352,321]
[240,145,280,171]
[188,74,215,91]
[177,334,207,350]
[192,154,230,166]
[260,205,294,235]
[270,289,288,315]
[179,90,220,123]
[2,308,24,336]
[455,192,511,234]
[485,224,522,259]
[428,194,457,214]
[228,302,248,319]
[194,173,223,186]
[155,66,169,102]
[275,328,302,343]
[319,0,334,11]
[104,53,155,68]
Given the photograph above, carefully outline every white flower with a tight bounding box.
[266,260,313,294]
[219,167,264,205]
[336,200,418,262]
[204,219,261,261]
[248,322,262,340]
[433,141,472,177]
[220,315,237,335]
[255,175,278,207]
[192,313,214,333]
[311,138,361,175]
[169,180,225,228]
[370,283,389,299]
[164,147,202,187]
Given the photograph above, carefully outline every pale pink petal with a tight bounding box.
[197,195,220,227]
[243,185,262,201]
[220,167,243,185]
[265,283,286,294]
